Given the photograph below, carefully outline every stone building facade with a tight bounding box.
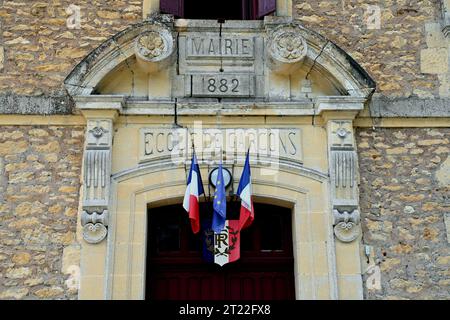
[0,0,449,300]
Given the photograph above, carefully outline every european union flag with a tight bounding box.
[212,161,227,233]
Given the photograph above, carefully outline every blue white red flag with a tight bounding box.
[203,219,240,267]
[183,152,204,234]
[212,161,227,233]
[237,150,254,230]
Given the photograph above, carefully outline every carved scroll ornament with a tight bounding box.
[81,210,109,244]
[333,208,361,243]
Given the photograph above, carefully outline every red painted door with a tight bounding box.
[160,0,184,18]
[146,202,295,300]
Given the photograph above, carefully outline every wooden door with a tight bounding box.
[146,202,295,300]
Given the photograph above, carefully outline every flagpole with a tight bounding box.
[230,161,235,200]
[192,140,208,205]
[207,162,211,203]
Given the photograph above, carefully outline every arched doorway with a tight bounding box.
[67,15,374,300]
[146,202,295,300]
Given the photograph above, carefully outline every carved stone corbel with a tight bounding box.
[326,119,362,243]
[81,117,115,244]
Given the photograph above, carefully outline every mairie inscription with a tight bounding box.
[186,36,254,58]
[139,128,302,165]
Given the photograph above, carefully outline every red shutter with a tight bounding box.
[242,0,250,20]
[160,0,184,18]
[254,0,276,19]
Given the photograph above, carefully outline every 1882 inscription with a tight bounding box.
[192,74,254,97]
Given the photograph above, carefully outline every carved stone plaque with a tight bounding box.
[178,28,265,80]
[186,36,254,59]
[139,128,303,164]
[191,74,255,97]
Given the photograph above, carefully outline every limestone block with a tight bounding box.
[0,288,29,300]
[436,155,450,187]
[62,245,81,274]
[6,267,32,279]
[12,252,31,265]
[424,23,446,49]
[277,0,293,17]
[143,0,159,18]
[420,48,449,74]
[34,286,64,298]
[438,74,450,97]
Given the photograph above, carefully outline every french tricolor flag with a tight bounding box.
[183,152,204,234]
[237,150,254,230]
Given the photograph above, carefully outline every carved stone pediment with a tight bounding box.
[64,15,376,112]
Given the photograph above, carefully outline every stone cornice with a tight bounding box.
[367,96,450,118]
[1,93,450,119]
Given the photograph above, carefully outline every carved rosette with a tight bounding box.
[136,31,167,60]
[135,25,176,73]
[272,31,306,62]
[267,26,307,74]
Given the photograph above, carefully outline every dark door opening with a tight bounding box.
[184,0,243,20]
[146,202,295,300]
[160,0,276,20]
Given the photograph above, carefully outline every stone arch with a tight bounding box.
[90,164,336,300]
[73,14,373,301]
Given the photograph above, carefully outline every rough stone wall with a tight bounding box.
[0,1,142,95]
[294,1,445,98]
[0,126,84,299]
[357,127,450,299]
